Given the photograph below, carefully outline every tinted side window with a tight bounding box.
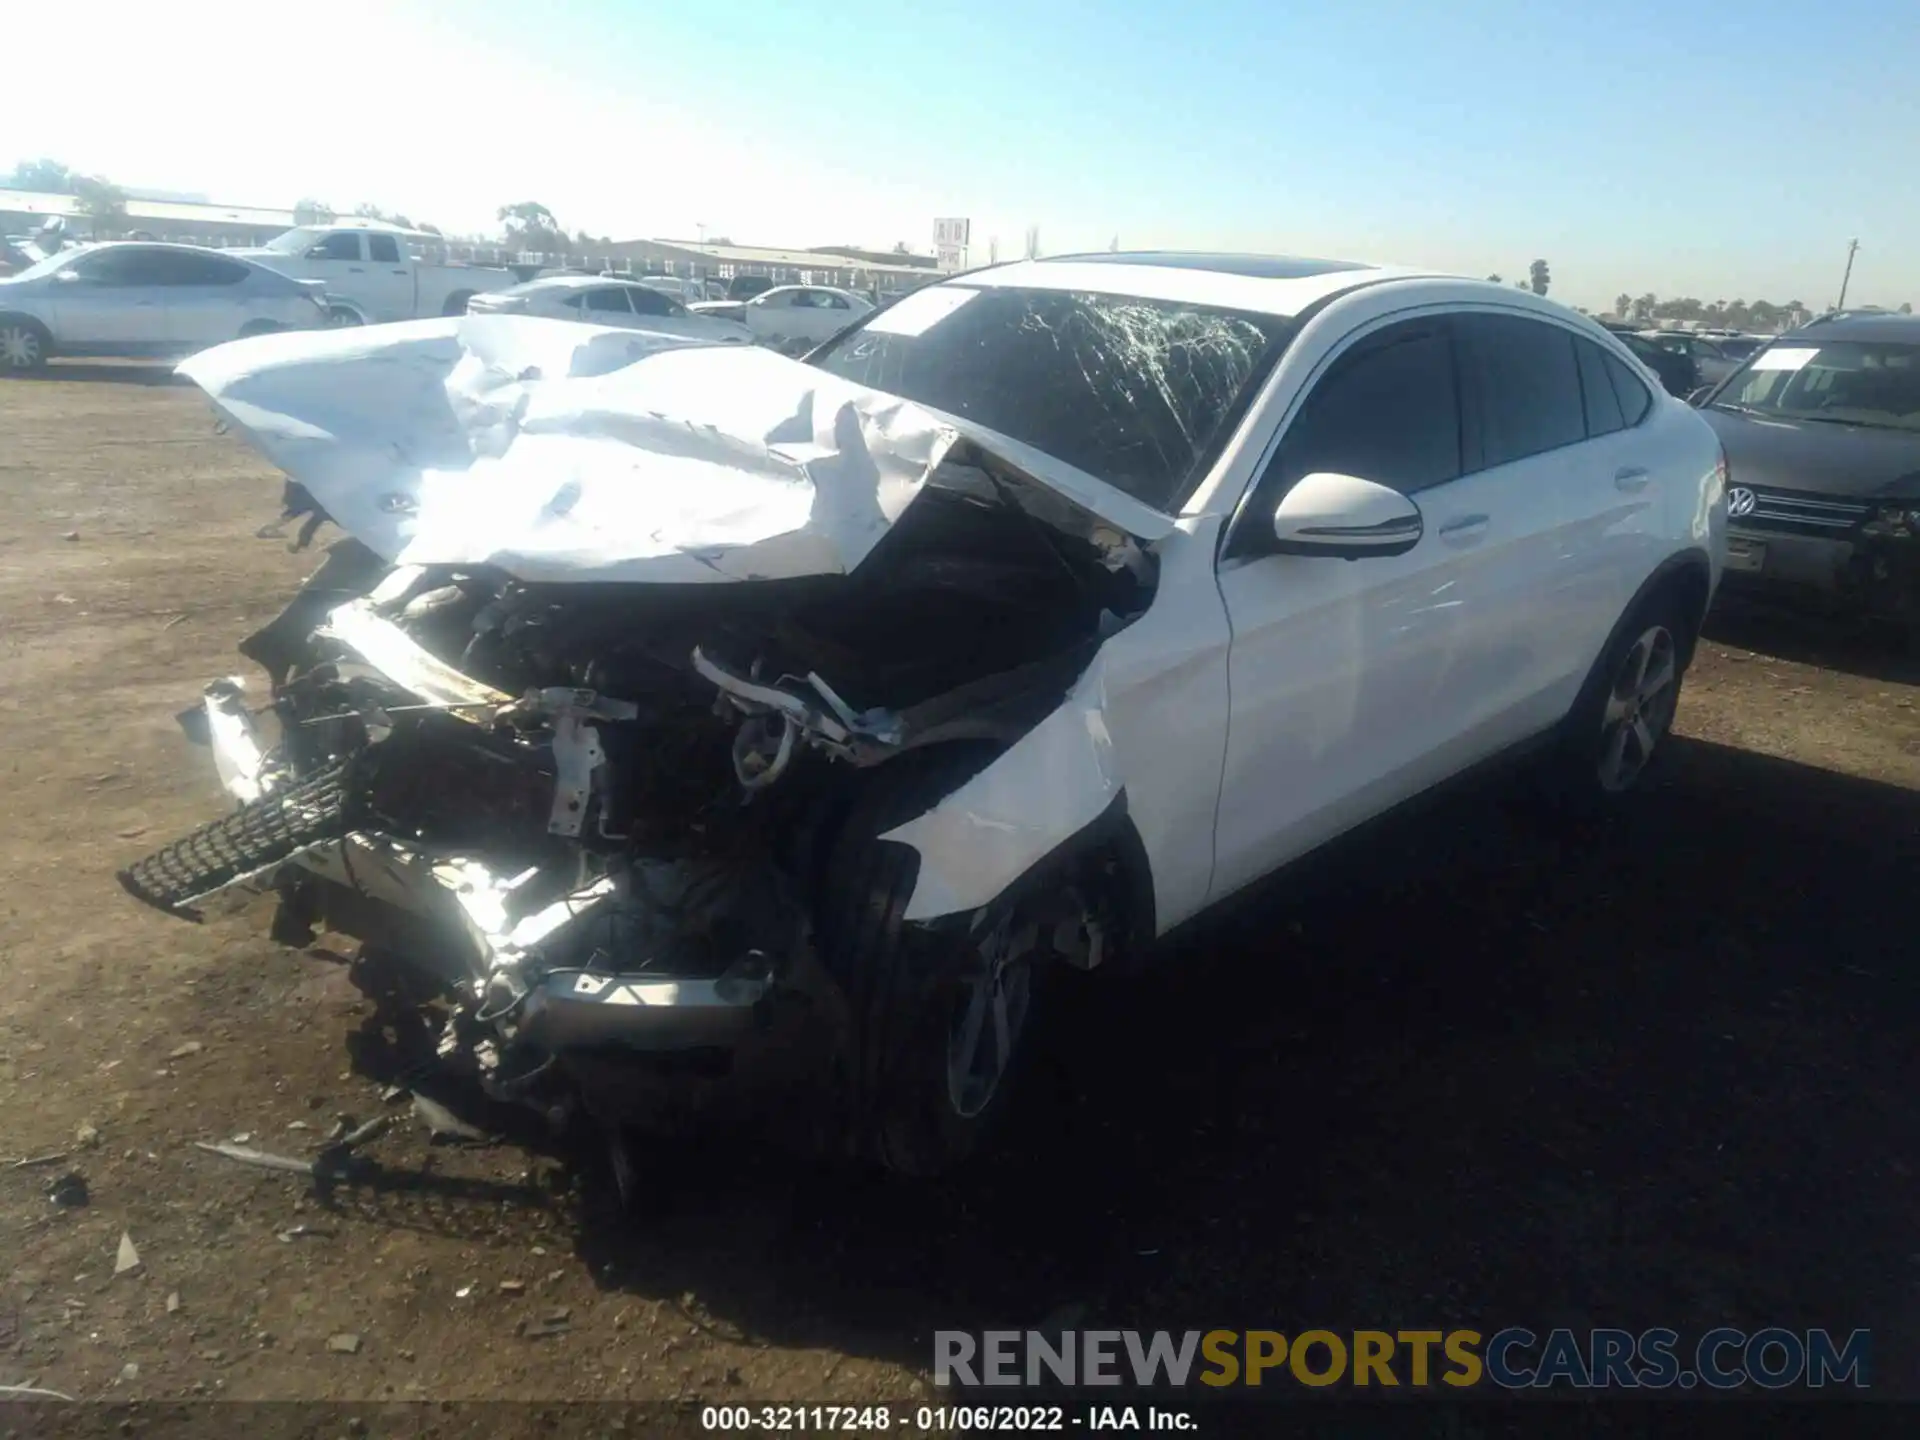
[1266,319,1462,499]
[1604,354,1653,425]
[627,287,675,316]
[584,287,632,314]
[1457,314,1586,468]
[150,251,249,285]
[824,292,850,309]
[75,248,172,285]
[1574,337,1625,437]
[366,234,401,264]
[313,233,363,261]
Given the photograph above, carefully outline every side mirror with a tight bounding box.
[1271,472,1423,560]
[1686,385,1716,406]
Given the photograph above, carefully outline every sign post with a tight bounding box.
[933,218,970,272]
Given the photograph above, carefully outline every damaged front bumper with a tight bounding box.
[119,598,849,1132]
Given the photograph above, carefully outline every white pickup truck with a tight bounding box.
[236,223,523,327]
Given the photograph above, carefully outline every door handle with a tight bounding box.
[1437,514,1489,546]
[1614,466,1650,491]
[391,269,407,275]
[347,266,365,273]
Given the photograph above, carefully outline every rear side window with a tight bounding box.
[1574,337,1625,437]
[1267,319,1462,498]
[150,251,249,285]
[584,287,632,314]
[1456,313,1587,468]
[627,287,678,316]
[74,248,173,285]
[1604,353,1653,425]
[366,234,401,264]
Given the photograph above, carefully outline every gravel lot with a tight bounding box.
[3,361,1918,1405]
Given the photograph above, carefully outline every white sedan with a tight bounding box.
[690,284,873,355]
[465,276,754,345]
[0,242,329,372]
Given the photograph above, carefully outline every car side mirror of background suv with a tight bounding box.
[1271,472,1424,560]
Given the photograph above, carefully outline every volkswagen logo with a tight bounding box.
[1726,486,1758,519]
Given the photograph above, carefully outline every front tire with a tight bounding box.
[0,316,51,372]
[814,751,1078,1177]
[325,305,363,328]
[442,291,476,317]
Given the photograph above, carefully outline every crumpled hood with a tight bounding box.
[177,315,1171,585]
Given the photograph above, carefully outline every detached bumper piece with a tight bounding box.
[116,759,352,920]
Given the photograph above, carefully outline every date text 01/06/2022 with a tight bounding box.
[699,1405,1196,1431]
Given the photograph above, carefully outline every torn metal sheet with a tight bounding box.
[177,315,1169,590]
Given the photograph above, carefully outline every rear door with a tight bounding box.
[1449,311,1663,733]
[360,232,415,320]
[150,249,256,349]
[579,285,638,327]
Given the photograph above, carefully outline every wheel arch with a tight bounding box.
[1568,547,1714,726]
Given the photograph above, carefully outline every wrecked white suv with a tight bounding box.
[120,253,1729,1178]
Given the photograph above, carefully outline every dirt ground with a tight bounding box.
[2,361,1918,1407]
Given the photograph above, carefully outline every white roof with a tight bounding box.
[955,253,1441,316]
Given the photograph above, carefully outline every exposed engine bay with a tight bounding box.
[120,320,1161,1151]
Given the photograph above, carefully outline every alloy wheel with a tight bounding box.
[0,324,43,368]
[1597,624,1679,793]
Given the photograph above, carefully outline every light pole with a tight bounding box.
[1836,238,1859,310]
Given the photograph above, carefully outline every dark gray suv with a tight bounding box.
[1697,311,1920,641]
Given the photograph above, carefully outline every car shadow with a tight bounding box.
[567,736,1920,1390]
[1706,592,1920,686]
[28,360,189,386]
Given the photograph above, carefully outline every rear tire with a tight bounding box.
[1542,588,1695,812]
[813,749,1084,1177]
[0,315,51,372]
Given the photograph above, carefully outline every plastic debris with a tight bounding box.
[115,1232,142,1276]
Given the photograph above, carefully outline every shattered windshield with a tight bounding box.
[810,284,1293,511]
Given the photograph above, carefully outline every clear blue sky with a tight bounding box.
[9,0,1918,310]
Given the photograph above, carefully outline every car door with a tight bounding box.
[360,232,415,321]
[299,230,369,307]
[743,289,799,347]
[46,247,172,352]
[791,289,856,345]
[1211,313,1502,901]
[579,285,638,327]
[150,249,257,349]
[1448,310,1649,737]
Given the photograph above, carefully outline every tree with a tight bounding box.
[1515,279,1529,289]
[1024,224,1041,260]
[416,222,442,236]
[353,202,413,227]
[891,240,911,254]
[71,175,129,237]
[1487,274,1502,284]
[497,202,566,255]
[1631,294,1656,323]
[1613,292,1632,318]
[7,158,73,192]
[293,198,335,225]
[1902,302,1914,315]
[1528,259,1550,296]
